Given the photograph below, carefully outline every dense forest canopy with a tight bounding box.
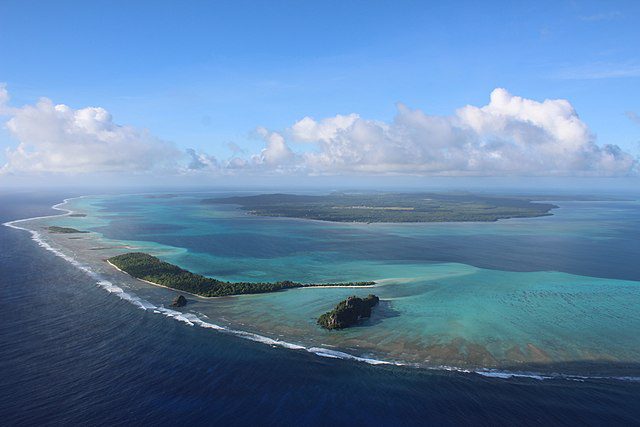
[108,253,374,298]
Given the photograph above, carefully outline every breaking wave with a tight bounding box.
[4,196,639,382]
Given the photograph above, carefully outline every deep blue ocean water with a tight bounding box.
[1,192,640,426]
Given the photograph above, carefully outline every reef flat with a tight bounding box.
[108,252,375,297]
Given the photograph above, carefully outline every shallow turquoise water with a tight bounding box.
[42,193,640,370]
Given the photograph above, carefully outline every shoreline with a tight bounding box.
[106,259,378,298]
[240,210,556,225]
[3,197,404,370]
[6,195,640,382]
[106,260,229,300]
[2,195,88,228]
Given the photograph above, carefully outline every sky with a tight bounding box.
[0,0,639,188]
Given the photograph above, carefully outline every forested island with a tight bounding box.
[203,192,557,223]
[318,295,380,330]
[107,253,374,298]
[47,226,89,234]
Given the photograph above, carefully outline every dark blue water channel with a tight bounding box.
[1,192,639,426]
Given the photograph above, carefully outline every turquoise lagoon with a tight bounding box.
[30,193,640,374]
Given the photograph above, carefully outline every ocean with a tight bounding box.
[1,191,640,425]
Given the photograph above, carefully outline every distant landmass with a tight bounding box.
[47,226,89,234]
[203,193,557,223]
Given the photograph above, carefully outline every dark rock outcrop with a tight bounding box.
[47,226,88,234]
[317,295,379,330]
[171,295,187,307]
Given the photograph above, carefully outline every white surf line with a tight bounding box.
[3,195,88,229]
[473,369,640,382]
[2,196,400,367]
[6,196,637,381]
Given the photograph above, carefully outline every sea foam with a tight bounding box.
[5,196,639,381]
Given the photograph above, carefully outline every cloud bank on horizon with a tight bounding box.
[0,84,637,178]
[0,84,178,175]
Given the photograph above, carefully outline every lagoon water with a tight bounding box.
[2,191,640,424]
[19,192,640,372]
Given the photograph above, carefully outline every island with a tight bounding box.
[144,194,179,199]
[47,226,89,234]
[203,192,557,223]
[107,252,375,298]
[317,295,380,330]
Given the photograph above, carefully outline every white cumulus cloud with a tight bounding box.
[252,127,296,167]
[253,88,636,176]
[290,113,360,143]
[186,148,219,170]
[1,86,636,178]
[1,87,180,175]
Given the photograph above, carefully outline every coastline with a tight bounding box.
[4,201,397,367]
[2,195,87,229]
[5,194,640,382]
[231,208,557,226]
[241,210,556,225]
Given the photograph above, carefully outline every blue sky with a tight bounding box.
[0,0,639,185]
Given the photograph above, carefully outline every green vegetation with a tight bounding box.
[144,194,178,199]
[47,226,89,234]
[204,192,557,223]
[108,253,374,297]
[318,295,380,330]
